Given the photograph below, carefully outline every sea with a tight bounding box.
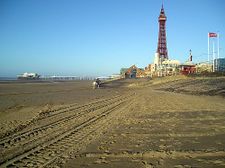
[0,77,17,81]
[0,77,96,82]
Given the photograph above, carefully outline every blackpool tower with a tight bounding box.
[156,4,168,63]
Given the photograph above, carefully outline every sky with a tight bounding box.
[0,0,225,77]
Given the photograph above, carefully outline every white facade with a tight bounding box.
[154,52,160,66]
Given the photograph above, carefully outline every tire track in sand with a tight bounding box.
[0,92,136,167]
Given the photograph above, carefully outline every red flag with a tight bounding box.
[209,32,217,37]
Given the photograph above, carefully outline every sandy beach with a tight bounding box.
[0,77,225,167]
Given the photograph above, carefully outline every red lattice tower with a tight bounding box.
[157,5,168,61]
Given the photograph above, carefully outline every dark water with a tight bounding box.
[0,77,17,81]
[0,77,95,84]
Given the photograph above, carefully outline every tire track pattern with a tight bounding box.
[0,95,121,149]
[0,95,124,148]
[0,93,135,168]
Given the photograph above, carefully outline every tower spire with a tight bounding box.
[156,2,168,62]
[189,49,193,62]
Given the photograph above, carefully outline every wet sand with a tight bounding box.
[0,80,125,138]
[0,77,225,167]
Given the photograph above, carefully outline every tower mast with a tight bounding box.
[157,2,168,62]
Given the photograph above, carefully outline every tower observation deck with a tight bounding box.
[157,4,168,61]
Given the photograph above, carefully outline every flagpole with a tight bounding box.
[218,32,220,58]
[213,39,215,72]
[208,33,210,63]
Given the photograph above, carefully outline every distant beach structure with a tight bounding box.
[41,75,96,81]
[17,72,40,80]
[12,73,121,81]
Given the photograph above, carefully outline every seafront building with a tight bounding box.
[120,4,224,79]
[213,58,225,72]
[120,65,146,78]
[196,63,213,73]
[179,50,196,75]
